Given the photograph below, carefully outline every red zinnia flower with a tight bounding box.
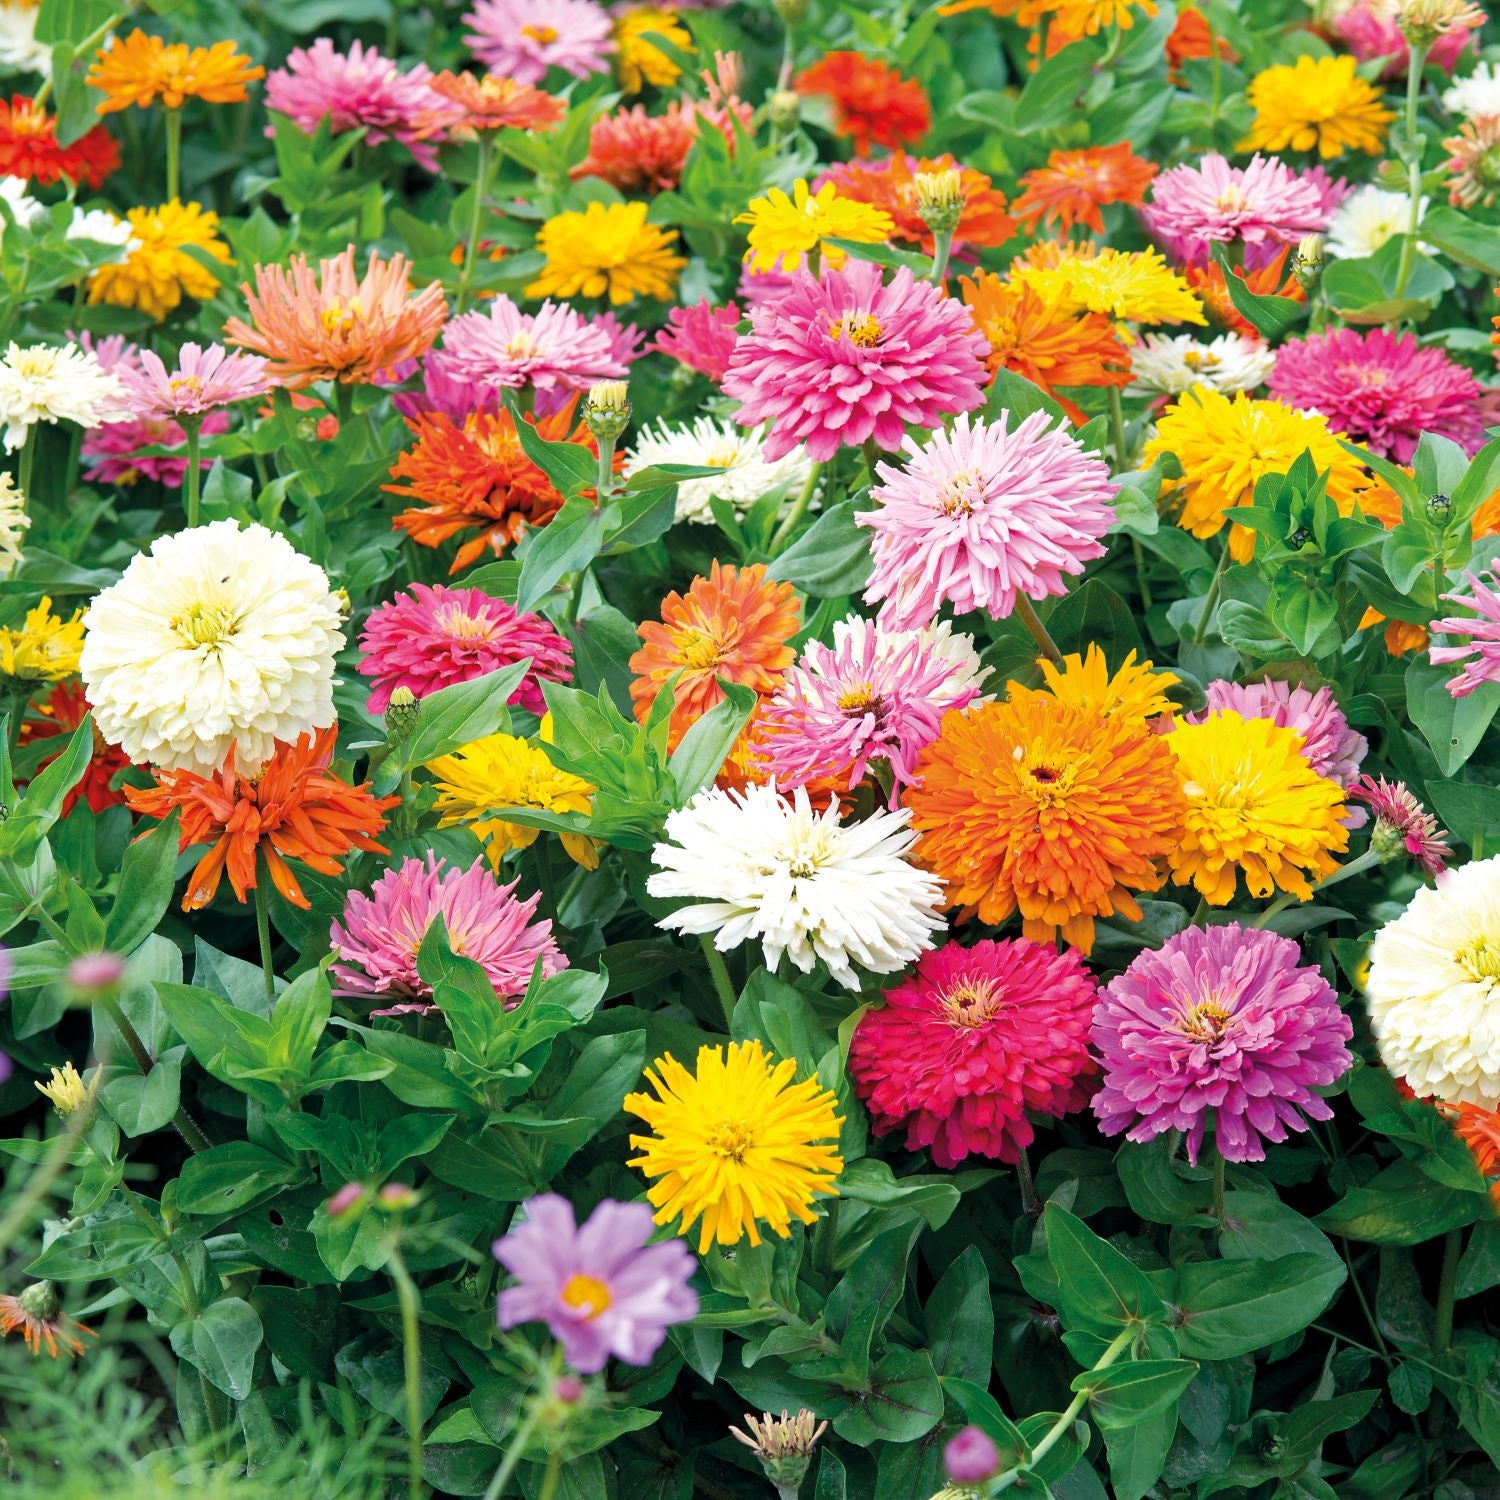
[22,680,131,815]
[820,154,1017,254]
[794,51,930,157]
[1012,143,1158,236]
[0,95,118,189]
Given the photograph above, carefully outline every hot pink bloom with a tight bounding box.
[1333,0,1476,80]
[357,583,573,716]
[651,299,741,382]
[1092,924,1353,1164]
[1431,567,1500,697]
[1269,327,1484,463]
[1194,678,1367,789]
[1350,774,1451,875]
[1142,153,1331,268]
[756,616,981,801]
[848,937,1098,1168]
[464,0,613,83]
[859,410,1115,630]
[266,39,448,170]
[723,261,988,463]
[329,855,566,1012]
[119,342,271,421]
[737,262,797,308]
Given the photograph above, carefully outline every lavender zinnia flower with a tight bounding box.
[1195,678,1367,789]
[1430,567,1500,698]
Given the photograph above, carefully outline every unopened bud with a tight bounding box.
[771,0,809,22]
[915,168,966,236]
[1427,492,1452,523]
[67,951,125,993]
[385,685,420,743]
[945,1426,1001,1484]
[327,1182,369,1218]
[729,1409,828,1491]
[377,1182,417,1210]
[1370,818,1409,864]
[1293,233,1325,289]
[554,1376,584,1404]
[1287,526,1313,550]
[768,88,800,131]
[582,380,631,444]
[333,587,352,622]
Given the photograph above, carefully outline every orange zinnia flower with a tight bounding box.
[1166,5,1233,81]
[960,272,1131,423]
[907,692,1185,953]
[224,247,447,389]
[425,72,564,135]
[794,51,930,157]
[1012,144,1158,236]
[822,154,1016,254]
[0,95,118,187]
[388,399,609,572]
[1441,1101,1500,1207]
[629,562,802,752]
[1185,246,1305,338]
[0,1284,95,1359]
[125,727,396,912]
[88,30,264,113]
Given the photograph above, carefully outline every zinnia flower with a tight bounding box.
[86,200,232,322]
[723,260,988,463]
[1092,924,1353,1164]
[735,179,894,275]
[613,5,690,93]
[793,50,930,156]
[650,299,741,381]
[1335,0,1478,78]
[819,154,1016,254]
[1012,143,1158,236]
[330,855,565,1011]
[0,4,50,77]
[1442,1102,1500,1201]
[80,519,343,775]
[1239,55,1394,159]
[0,597,83,681]
[427,70,564,136]
[1037,644,1179,726]
[624,417,812,524]
[527,201,683,305]
[0,470,25,576]
[625,1040,844,1251]
[494,1195,698,1372]
[23,680,130,815]
[646,783,944,989]
[88,31,263,112]
[1326,184,1427,260]
[464,0,613,83]
[1014,245,1206,326]
[0,341,123,451]
[0,1283,94,1359]
[859,410,1116,630]
[1443,61,1500,120]
[1127,332,1274,398]
[126,726,396,911]
[225,247,447,389]
[117,341,270,421]
[1194,678,1367,789]
[1166,709,1348,905]
[907,691,1185,953]
[0,95,118,187]
[1365,853,1500,1103]
[1166,4,1232,79]
[1350,774,1451,875]
[357,584,573,716]
[848,937,1098,1168]
[1444,114,1500,207]
[1186,247,1305,339]
[1430,566,1500,697]
[1268,327,1483,463]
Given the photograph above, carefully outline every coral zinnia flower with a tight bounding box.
[820,154,1016,254]
[387,400,604,572]
[1166,5,1232,80]
[426,69,562,135]
[1014,245,1205,326]
[0,95,117,187]
[1443,1101,1500,1193]
[1185,245,1305,338]
[794,50,930,156]
[225,247,447,389]
[23,680,129,816]
[735,179,894,274]
[0,1282,94,1359]
[527,201,683,305]
[1166,710,1348,905]
[1012,143,1158,236]
[88,30,263,112]
[1239,55,1394,159]
[87,201,232,322]
[849,937,1098,1168]
[126,726,397,912]
[630,561,800,750]
[1443,115,1500,208]
[625,1041,844,1252]
[908,692,1185,952]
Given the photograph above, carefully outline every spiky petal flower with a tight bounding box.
[848,938,1098,1168]
[1430,567,1500,697]
[528,201,683,305]
[86,199,232,322]
[117,341,271,420]
[1092,924,1353,1164]
[1350,775,1451,875]
[1194,678,1367,790]
[650,299,741,382]
[624,417,812,524]
[1013,143,1158,236]
[793,51,930,156]
[0,597,82,682]
[0,341,124,452]
[464,0,614,83]
[1126,332,1275,398]
[0,1283,94,1359]
[820,154,1016,254]
[87,30,263,111]
[735,179,894,276]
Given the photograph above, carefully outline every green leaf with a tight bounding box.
[1416,205,1500,276]
[1166,1253,1345,1358]
[984,367,1073,431]
[1044,1204,1165,1334]
[0,717,93,861]
[104,810,181,956]
[1209,244,1304,338]
[515,498,608,614]
[1217,1192,1339,1263]
[509,405,600,497]
[1315,1160,1489,1244]
[925,1248,994,1384]
[386,660,529,772]
[1103,1408,1176,1500]
[170,1297,263,1400]
[1014,37,1103,134]
[941,1376,1030,1467]
[176,1142,303,1217]
[1404,662,1500,777]
[828,1348,943,1445]
[1073,1359,1198,1429]
[1426,780,1500,849]
[668,682,756,802]
[765,501,871,598]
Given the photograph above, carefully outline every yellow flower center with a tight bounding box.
[522,23,559,43]
[828,313,882,347]
[169,374,203,397]
[941,976,1003,1028]
[321,297,366,335]
[1179,998,1232,1044]
[505,331,541,359]
[438,605,496,641]
[706,1118,757,1162]
[1460,937,1500,982]
[837,682,879,715]
[1018,753,1079,806]
[560,1273,612,1319]
[933,469,980,516]
[172,602,238,649]
[673,629,727,670]
[1213,184,1250,214]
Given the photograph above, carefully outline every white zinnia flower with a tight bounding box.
[624,417,814,524]
[0,175,42,235]
[647,783,944,989]
[1325,185,1428,262]
[80,519,345,775]
[911,618,994,707]
[0,341,125,452]
[66,207,136,256]
[0,470,27,576]
[0,3,49,77]
[1442,61,1500,120]
[1126,333,1275,398]
[1364,853,1500,1105]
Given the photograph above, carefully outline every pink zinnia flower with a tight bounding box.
[1194,678,1368,789]
[1333,0,1476,80]
[1091,923,1353,1164]
[463,0,613,84]
[1268,327,1484,463]
[265,39,448,170]
[1302,165,1352,220]
[651,299,741,382]
[1142,153,1331,269]
[493,1194,698,1374]
[1431,566,1500,697]
[1350,775,1451,875]
[357,583,573,716]
[723,261,988,463]
[329,855,566,1013]
[848,937,1098,1168]
[737,262,798,308]
[858,410,1116,630]
[119,342,271,421]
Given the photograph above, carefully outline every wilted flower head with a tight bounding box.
[730,1409,829,1492]
[0,1282,94,1359]
[1351,775,1451,875]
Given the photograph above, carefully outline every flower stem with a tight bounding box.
[1015,1146,1040,1216]
[1253,846,1383,929]
[17,426,35,502]
[334,379,353,429]
[699,933,739,1032]
[928,228,953,286]
[0,1096,94,1258]
[768,459,821,555]
[165,108,183,203]
[1392,45,1428,302]
[99,992,212,1153]
[482,1346,562,1500]
[253,870,276,1003]
[537,1454,563,1500]
[388,1242,426,1500]
[456,135,493,317]
[1433,1227,1463,1353]
[1211,1146,1226,1225]
[1106,385,1130,472]
[1191,541,1230,645]
[1014,594,1063,665]
[183,419,202,528]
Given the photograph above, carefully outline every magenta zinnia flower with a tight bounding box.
[1091,924,1353,1164]
[1350,775,1451,875]
[858,410,1115,630]
[1194,678,1367,789]
[1431,567,1500,697]
[722,260,988,463]
[493,1194,698,1374]
[651,299,742,382]
[848,938,1098,1168]
[119,342,271,421]
[357,583,573,716]
[463,0,613,83]
[329,855,566,1012]
[1142,153,1331,269]
[265,39,448,170]
[1334,0,1476,80]
[756,616,981,801]
[1268,328,1484,463]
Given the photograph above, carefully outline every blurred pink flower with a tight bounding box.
[1333,0,1476,80]
[464,0,613,83]
[651,299,741,382]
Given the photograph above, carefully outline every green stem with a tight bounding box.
[33,11,119,110]
[1433,1227,1462,1354]
[768,460,821,555]
[456,135,493,317]
[1191,542,1230,644]
[1106,385,1130,472]
[699,934,739,1032]
[1131,538,1153,612]
[388,1243,426,1500]
[482,1346,562,1500]
[538,1454,563,1500]
[1014,594,1063,665]
[183,420,202,528]
[1392,45,1428,303]
[1254,846,1383,929]
[0,1101,93,1258]
[165,108,182,203]
[17,426,34,502]
[595,435,618,501]
[1015,1147,1040,1216]
[253,870,276,1003]
[1211,1146,1226,1225]
[927,228,953,286]
[98,993,212,1153]
[334,380,353,429]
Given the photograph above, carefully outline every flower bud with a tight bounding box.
[35,1062,90,1118]
[1397,0,1486,47]
[554,1375,584,1404]
[944,1425,1002,1485]
[377,1182,417,1210]
[768,89,801,132]
[333,587,352,622]
[1293,233,1325,290]
[385,685,420,743]
[771,0,809,22]
[1426,492,1452,524]
[67,951,126,993]
[915,168,966,237]
[729,1409,827,1491]
[327,1182,369,1218]
[582,380,631,445]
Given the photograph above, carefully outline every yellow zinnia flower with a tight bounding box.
[1167,709,1348,906]
[36,1063,90,1117]
[426,731,599,872]
[735,179,895,274]
[88,30,263,113]
[614,5,690,93]
[0,597,83,682]
[625,1040,844,1253]
[527,201,684,306]
[1239,55,1394,160]
[1032,644,1180,728]
[86,201,232,322]
[1013,245,1205,327]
